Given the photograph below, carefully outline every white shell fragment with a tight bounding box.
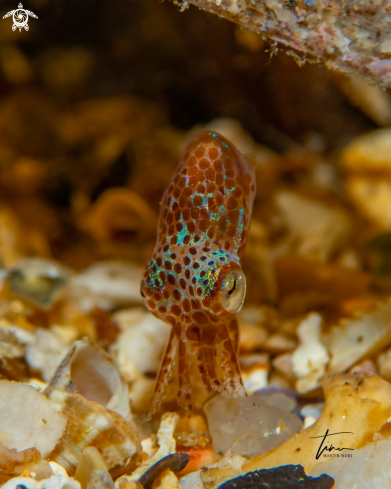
[44,340,141,475]
[0,380,67,458]
[115,412,179,486]
[25,327,76,382]
[326,299,391,373]
[48,340,130,417]
[46,384,141,476]
[179,471,203,489]
[2,475,81,489]
[0,323,27,359]
[291,313,329,394]
[242,367,268,395]
[197,452,247,489]
[111,308,170,377]
[0,322,77,382]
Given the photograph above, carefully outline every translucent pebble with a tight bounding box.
[204,393,302,458]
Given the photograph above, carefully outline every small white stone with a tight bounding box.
[243,368,268,395]
[303,415,317,429]
[48,462,69,477]
[111,308,170,376]
[0,380,67,458]
[291,313,329,393]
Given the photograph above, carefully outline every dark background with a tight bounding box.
[0,0,377,153]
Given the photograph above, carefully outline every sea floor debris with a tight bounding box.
[2,29,391,486]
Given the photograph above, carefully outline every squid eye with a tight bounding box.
[221,271,246,313]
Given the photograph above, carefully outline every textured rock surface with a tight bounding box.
[178,0,391,88]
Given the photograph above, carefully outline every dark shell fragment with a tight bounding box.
[218,464,334,489]
[139,453,190,489]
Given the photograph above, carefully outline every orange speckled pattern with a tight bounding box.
[140,130,256,416]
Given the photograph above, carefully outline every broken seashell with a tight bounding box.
[25,327,76,382]
[0,320,77,383]
[47,340,130,417]
[116,412,179,487]
[0,323,26,360]
[0,380,67,458]
[45,385,141,477]
[326,298,391,373]
[197,452,246,489]
[44,340,142,476]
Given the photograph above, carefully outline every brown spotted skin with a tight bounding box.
[140,131,256,416]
